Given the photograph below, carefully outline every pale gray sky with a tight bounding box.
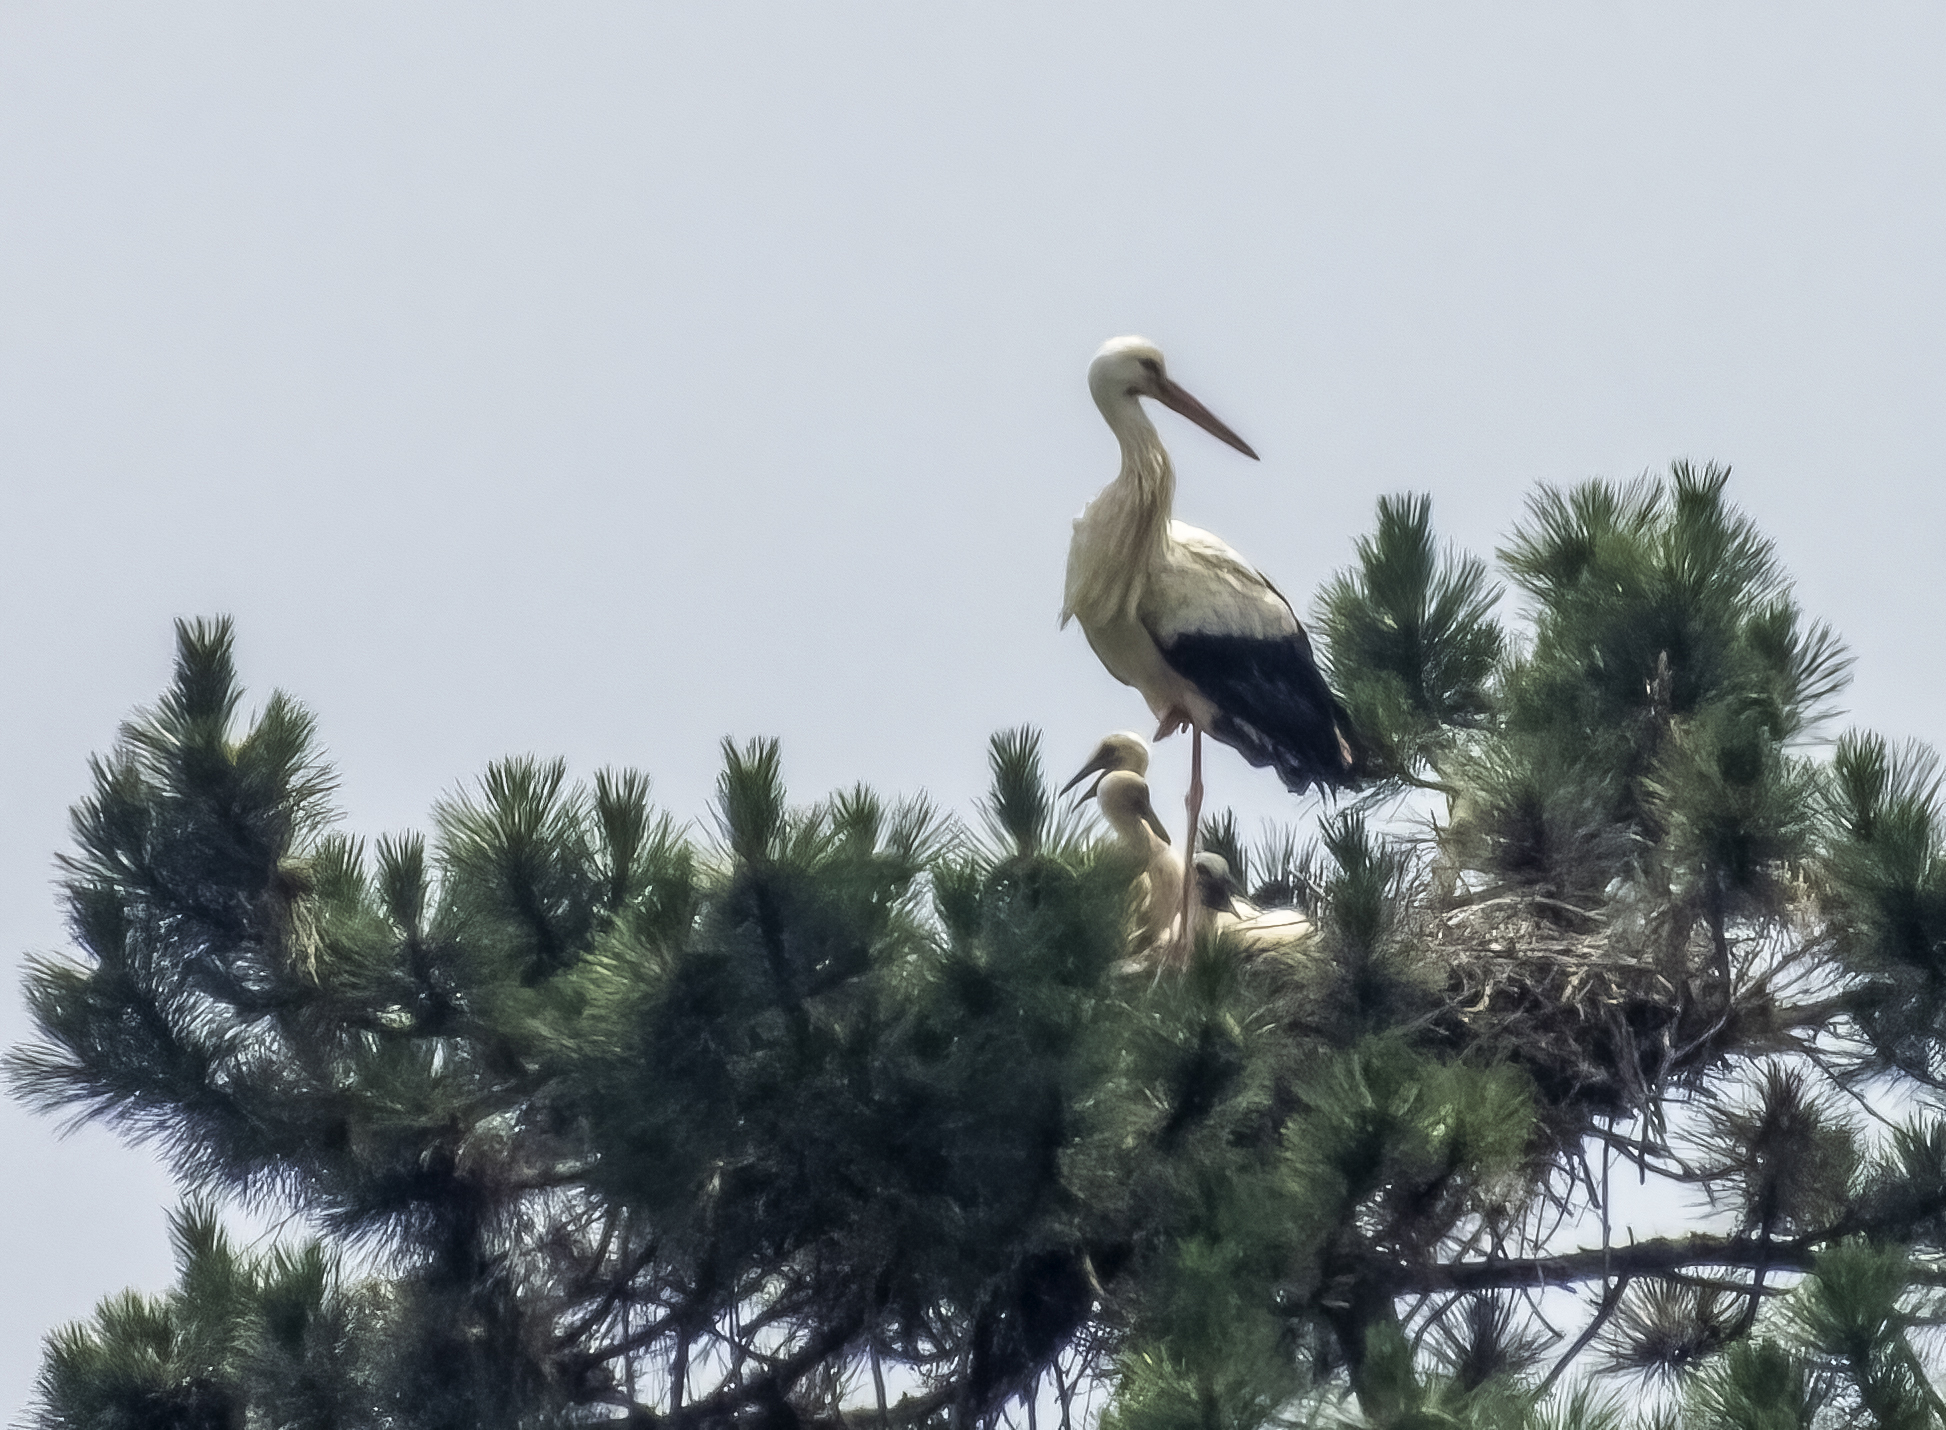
[4,3,1944,1414]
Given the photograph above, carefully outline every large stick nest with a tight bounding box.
[1417,893,1839,1154]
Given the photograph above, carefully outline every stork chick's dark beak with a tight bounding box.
[1068,771,1108,807]
[1134,792,1172,845]
[1060,751,1112,799]
[1153,375,1259,460]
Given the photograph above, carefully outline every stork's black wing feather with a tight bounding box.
[1159,628,1364,796]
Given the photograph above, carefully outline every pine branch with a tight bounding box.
[555,1232,664,1354]
[622,1310,868,1430]
[1421,1232,1826,1295]
[1535,1275,1629,1396]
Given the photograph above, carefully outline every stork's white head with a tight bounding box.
[1087,336,1258,460]
[1087,336,1169,408]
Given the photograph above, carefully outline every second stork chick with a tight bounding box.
[1080,770,1183,957]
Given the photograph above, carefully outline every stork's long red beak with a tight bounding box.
[1153,375,1259,460]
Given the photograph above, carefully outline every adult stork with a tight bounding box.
[1061,336,1360,929]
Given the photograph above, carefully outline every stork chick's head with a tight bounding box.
[1083,770,1173,847]
[1193,851,1241,916]
[1087,336,1258,460]
[1059,731,1151,798]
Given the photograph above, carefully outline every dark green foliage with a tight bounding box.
[1317,492,1504,782]
[1817,734,1946,1081]
[31,1205,369,1430]
[1406,464,1851,910]
[1301,814,1435,1045]
[1425,1295,1550,1394]
[1495,465,1845,745]
[1604,1278,1742,1380]
[979,725,1088,860]
[437,756,605,982]
[1691,1065,1858,1239]
[1199,811,1251,895]
[1853,1117,1946,1247]
[1787,1243,1943,1430]
[1685,1338,1831,1430]
[1644,707,1822,923]
[1198,812,1323,915]
[1439,726,1638,904]
[21,634,1315,1429]
[18,467,1946,1430]
[1660,1242,1946,1430]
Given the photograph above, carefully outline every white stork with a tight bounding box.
[1063,734,1314,964]
[1193,852,1316,960]
[1061,336,1360,932]
[1072,766,1183,958]
[1062,734,1175,950]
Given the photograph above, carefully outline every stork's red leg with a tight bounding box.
[1153,706,1191,743]
[1178,728,1204,955]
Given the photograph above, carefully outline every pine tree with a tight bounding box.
[13,464,1946,1429]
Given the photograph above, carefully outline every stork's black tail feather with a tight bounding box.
[1159,630,1364,797]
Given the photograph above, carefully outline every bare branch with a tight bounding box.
[1418,1233,1823,1295]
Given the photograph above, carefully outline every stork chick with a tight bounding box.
[1078,769,1182,957]
[1059,730,1152,799]
[1194,852,1316,961]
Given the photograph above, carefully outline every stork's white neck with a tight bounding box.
[1062,393,1176,628]
[1097,385,1164,461]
